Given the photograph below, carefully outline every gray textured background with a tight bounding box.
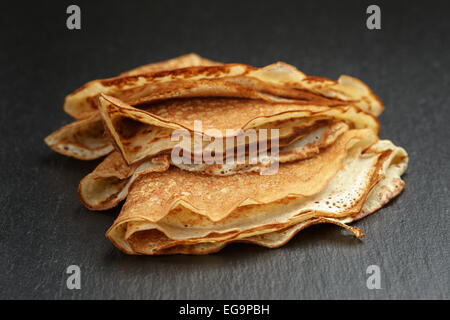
[0,0,449,299]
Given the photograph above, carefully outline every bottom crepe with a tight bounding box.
[106,130,407,255]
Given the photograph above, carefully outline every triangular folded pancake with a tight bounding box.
[45,54,221,160]
[65,62,382,120]
[46,59,382,160]
[106,129,407,254]
[79,121,349,210]
[46,80,347,160]
[42,54,408,256]
[150,139,408,255]
[98,95,378,165]
[44,113,113,160]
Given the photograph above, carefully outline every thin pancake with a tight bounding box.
[78,122,349,210]
[45,54,221,159]
[44,113,112,160]
[65,62,383,119]
[148,140,408,255]
[46,79,346,160]
[106,131,407,254]
[48,59,381,160]
[98,95,379,165]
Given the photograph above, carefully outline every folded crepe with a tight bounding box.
[43,54,407,256]
[45,60,382,160]
[65,62,382,120]
[44,54,222,160]
[79,121,350,210]
[78,93,379,210]
[106,129,408,254]
[98,95,378,165]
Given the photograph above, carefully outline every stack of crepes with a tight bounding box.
[45,53,408,255]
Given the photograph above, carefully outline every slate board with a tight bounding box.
[0,0,448,299]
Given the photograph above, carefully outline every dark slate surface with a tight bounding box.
[0,0,449,299]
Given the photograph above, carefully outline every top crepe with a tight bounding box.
[64,62,383,120]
